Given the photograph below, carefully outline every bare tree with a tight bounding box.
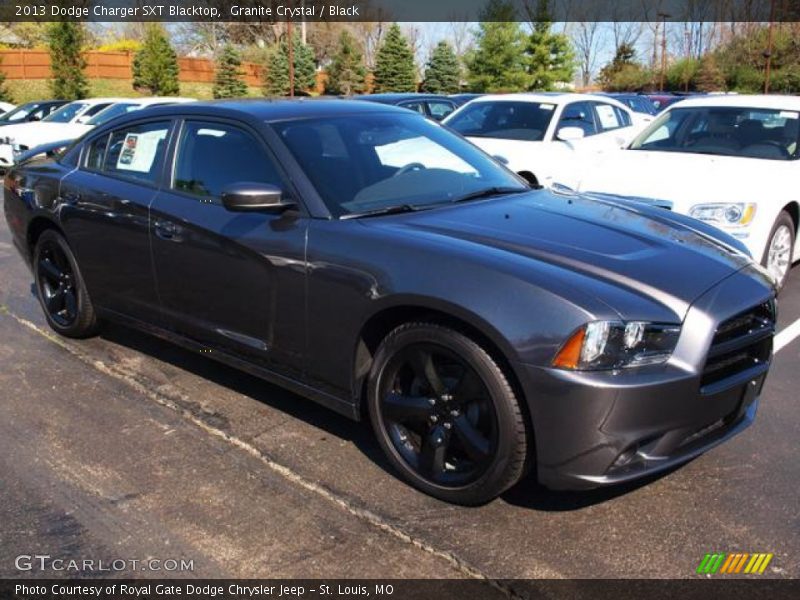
[571,21,601,87]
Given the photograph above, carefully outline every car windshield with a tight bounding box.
[444,101,556,141]
[86,103,140,126]
[631,105,800,160]
[44,102,88,123]
[273,113,527,217]
[0,103,39,122]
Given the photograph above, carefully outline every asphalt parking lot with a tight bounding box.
[0,215,798,584]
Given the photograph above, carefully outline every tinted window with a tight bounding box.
[86,103,140,126]
[427,101,456,121]
[102,121,171,184]
[632,106,800,160]
[399,101,427,115]
[275,113,526,217]
[445,101,557,141]
[85,133,110,171]
[558,101,597,136]
[172,121,282,202]
[82,103,113,118]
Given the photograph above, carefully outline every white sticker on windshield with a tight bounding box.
[540,104,556,111]
[116,130,165,173]
[596,104,620,129]
[779,111,799,120]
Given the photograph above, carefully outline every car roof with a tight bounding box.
[93,98,414,126]
[356,93,454,103]
[467,92,629,108]
[664,94,800,111]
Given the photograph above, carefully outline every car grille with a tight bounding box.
[701,301,775,390]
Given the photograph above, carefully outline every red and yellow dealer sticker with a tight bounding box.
[697,552,774,575]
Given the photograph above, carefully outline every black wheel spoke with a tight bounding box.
[453,414,491,462]
[383,393,432,422]
[45,288,65,313]
[419,425,449,478]
[39,258,62,283]
[409,348,445,396]
[63,289,78,317]
[452,369,483,404]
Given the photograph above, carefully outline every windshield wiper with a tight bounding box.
[451,186,528,204]
[342,203,425,220]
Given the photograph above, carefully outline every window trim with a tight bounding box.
[78,118,177,190]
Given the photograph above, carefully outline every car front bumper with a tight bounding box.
[518,266,775,491]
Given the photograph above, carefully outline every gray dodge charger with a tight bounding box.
[3,99,777,504]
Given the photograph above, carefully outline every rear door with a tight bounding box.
[58,118,174,322]
[149,118,308,376]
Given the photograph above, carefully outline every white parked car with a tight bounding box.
[560,94,800,288]
[2,97,196,164]
[442,93,643,188]
[0,97,128,167]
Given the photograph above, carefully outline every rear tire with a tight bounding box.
[367,322,529,505]
[761,211,795,291]
[33,229,99,338]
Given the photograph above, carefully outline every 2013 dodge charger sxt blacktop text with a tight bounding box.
[3,100,777,504]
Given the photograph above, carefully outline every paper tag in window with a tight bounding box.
[779,111,799,120]
[541,103,556,111]
[117,131,164,173]
[596,104,620,129]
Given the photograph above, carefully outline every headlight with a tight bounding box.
[553,321,681,370]
[689,203,756,227]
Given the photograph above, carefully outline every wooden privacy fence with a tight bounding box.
[0,49,265,86]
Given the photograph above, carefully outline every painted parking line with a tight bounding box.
[775,318,800,353]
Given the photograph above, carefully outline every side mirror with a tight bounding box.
[27,115,41,122]
[75,115,90,124]
[556,127,585,142]
[221,182,295,213]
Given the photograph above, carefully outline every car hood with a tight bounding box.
[362,190,757,318]
[2,122,91,147]
[573,150,793,209]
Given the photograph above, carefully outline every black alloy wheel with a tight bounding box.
[33,229,99,338]
[368,323,529,505]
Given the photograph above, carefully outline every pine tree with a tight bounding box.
[132,24,180,96]
[373,23,417,93]
[213,44,249,99]
[47,22,88,100]
[264,32,317,96]
[324,30,366,96]
[696,54,726,92]
[0,58,12,103]
[466,0,531,92]
[526,1,575,90]
[598,43,646,90]
[421,41,460,94]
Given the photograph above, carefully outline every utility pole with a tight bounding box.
[764,0,776,94]
[658,12,670,92]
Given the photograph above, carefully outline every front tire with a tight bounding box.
[367,322,529,505]
[33,229,99,338]
[761,211,795,291]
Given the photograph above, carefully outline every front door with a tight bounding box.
[149,119,308,377]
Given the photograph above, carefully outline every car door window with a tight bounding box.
[558,102,597,137]
[172,121,283,204]
[592,102,629,132]
[82,103,113,119]
[84,133,110,171]
[427,101,456,121]
[101,121,172,185]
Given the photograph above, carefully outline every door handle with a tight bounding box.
[154,219,183,241]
